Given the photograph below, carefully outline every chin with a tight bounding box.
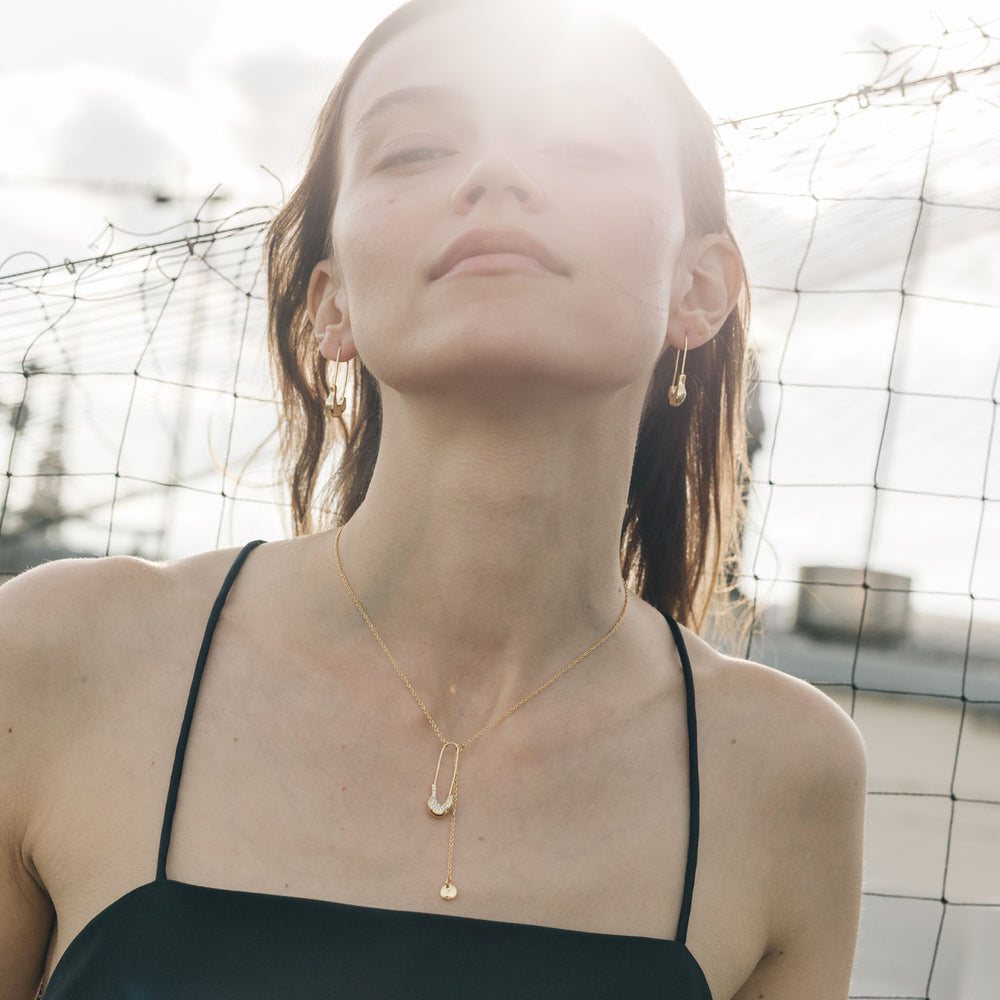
[356,300,661,396]
[378,349,646,405]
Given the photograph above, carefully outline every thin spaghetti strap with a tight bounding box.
[155,540,266,881]
[665,614,700,946]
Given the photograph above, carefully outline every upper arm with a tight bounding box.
[735,678,868,999]
[0,549,231,1000]
[0,566,64,999]
[0,848,52,1000]
[0,555,164,1000]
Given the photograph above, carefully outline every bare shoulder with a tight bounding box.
[0,548,251,777]
[682,625,867,794]
[0,548,243,709]
[0,547,248,1000]
[0,546,268,809]
[681,626,867,996]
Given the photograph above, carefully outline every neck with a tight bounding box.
[333,388,641,725]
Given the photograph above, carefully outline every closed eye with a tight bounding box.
[376,147,456,170]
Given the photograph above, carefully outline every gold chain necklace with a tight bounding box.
[334,526,629,901]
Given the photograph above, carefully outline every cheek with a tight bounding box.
[333,193,388,278]
[332,192,412,320]
[573,183,684,324]
[330,184,447,384]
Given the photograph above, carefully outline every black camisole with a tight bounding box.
[40,541,714,999]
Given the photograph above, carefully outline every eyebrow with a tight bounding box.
[352,85,462,140]
[350,80,650,144]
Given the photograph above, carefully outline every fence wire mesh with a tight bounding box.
[1,22,998,1000]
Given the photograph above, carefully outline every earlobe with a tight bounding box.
[666,235,743,350]
[307,258,358,362]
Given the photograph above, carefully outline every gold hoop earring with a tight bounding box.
[325,345,348,416]
[668,336,688,407]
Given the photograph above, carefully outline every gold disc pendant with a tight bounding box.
[427,742,460,817]
[440,882,458,901]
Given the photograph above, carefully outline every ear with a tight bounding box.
[665,234,743,351]
[307,258,357,362]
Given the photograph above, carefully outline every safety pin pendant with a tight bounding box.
[427,742,460,817]
[326,344,348,417]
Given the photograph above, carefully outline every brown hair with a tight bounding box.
[266,0,750,630]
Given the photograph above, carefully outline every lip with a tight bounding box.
[429,227,570,281]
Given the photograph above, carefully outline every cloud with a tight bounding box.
[0,64,245,261]
[203,45,344,194]
[48,87,182,190]
[0,64,239,192]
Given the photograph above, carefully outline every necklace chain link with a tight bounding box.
[334,526,629,899]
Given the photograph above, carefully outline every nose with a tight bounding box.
[450,151,545,214]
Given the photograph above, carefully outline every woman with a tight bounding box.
[0,1,867,997]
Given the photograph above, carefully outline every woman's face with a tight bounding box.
[324,5,691,401]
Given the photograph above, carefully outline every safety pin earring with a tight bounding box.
[668,335,688,407]
[325,344,348,416]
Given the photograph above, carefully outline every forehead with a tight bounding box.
[342,5,673,132]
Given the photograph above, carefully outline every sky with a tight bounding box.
[1,0,997,622]
[2,0,998,265]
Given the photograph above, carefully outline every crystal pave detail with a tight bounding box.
[427,788,452,816]
[427,742,460,818]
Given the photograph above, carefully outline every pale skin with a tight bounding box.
[0,8,867,1000]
